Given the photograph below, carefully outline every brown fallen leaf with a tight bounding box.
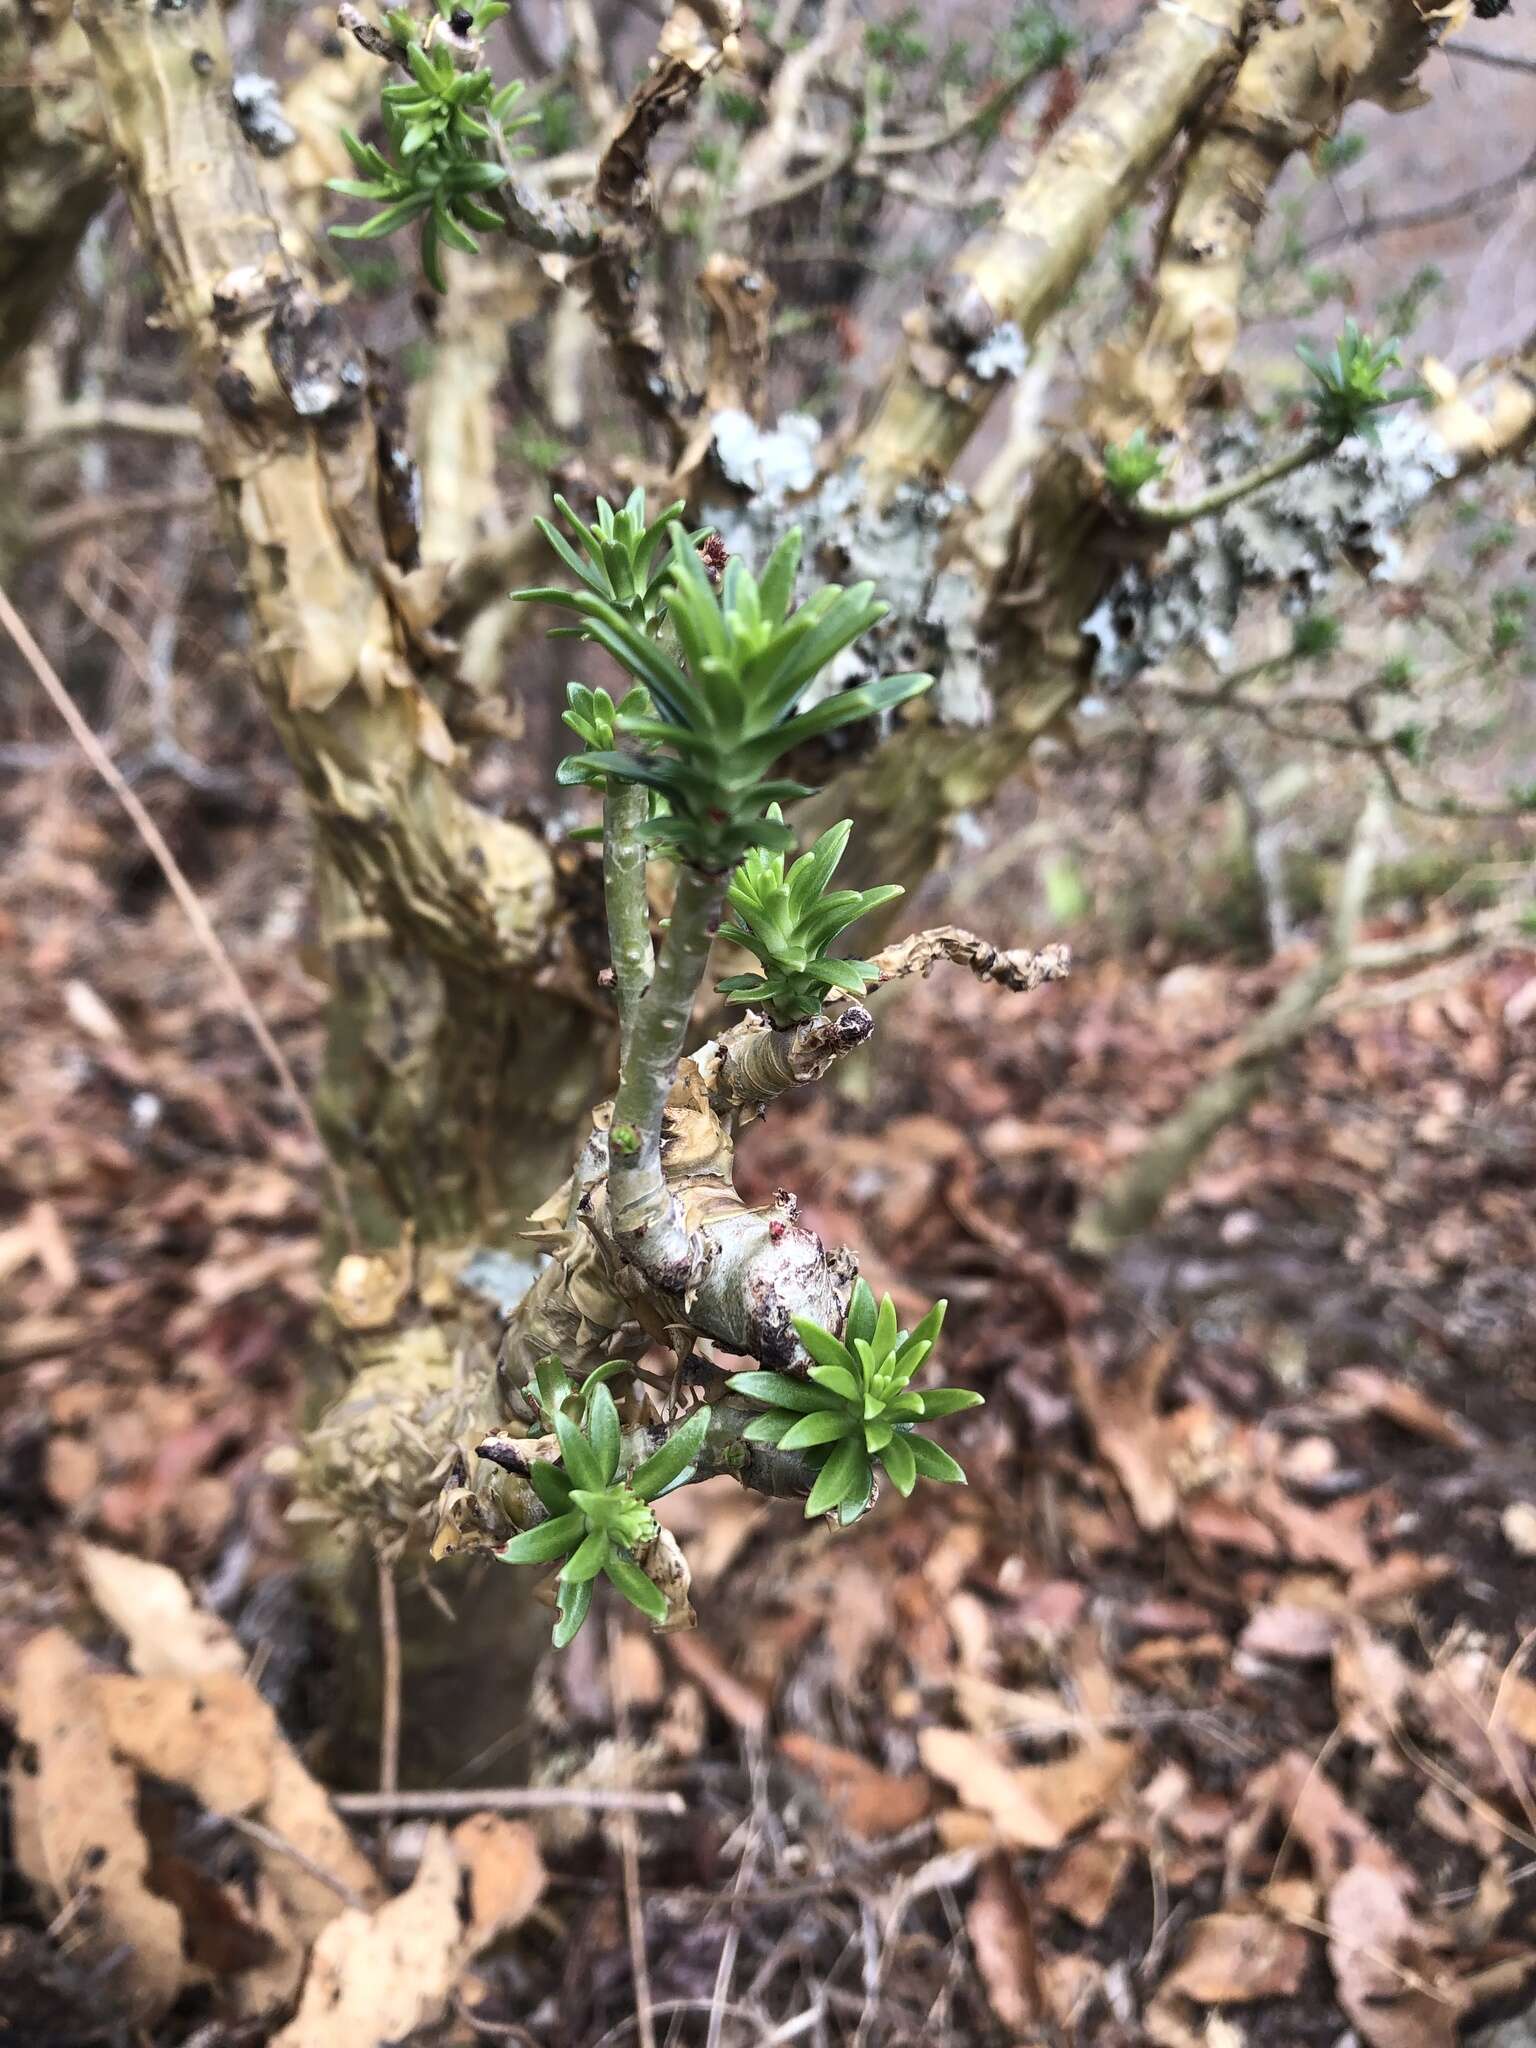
[273,1826,466,2048]
[1326,1863,1460,2048]
[1329,1368,1475,1450]
[666,1632,770,1737]
[778,1732,933,1840]
[452,1814,546,1941]
[77,1540,245,1679]
[1239,1603,1341,1664]
[1068,1336,1179,1532]
[93,1672,275,1816]
[967,1853,1045,2041]
[1164,1909,1310,2004]
[12,1631,187,2022]
[919,1726,1136,1851]
[1041,1835,1132,1928]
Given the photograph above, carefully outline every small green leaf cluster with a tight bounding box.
[728,1283,981,1524]
[1291,612,1340,661]
[328,2,536,292]
[524,1355,628,1435]
[716,809,901,1023]
[519,523,931,871]
[1295,321,1421,446]
[1102,429,1166,501]
[537,490,703,640]
[499,1385,709,1644]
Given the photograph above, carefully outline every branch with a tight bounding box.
[1071,789,1388,1257]
[1126,436,1333,528]
[854,0,1248,494]
[866,926,1072,995]
[79,0,559,975]
[581,0,741,454]
[603,779,657,1072]
[606,864,726,1279]
[1092,0,1439,442]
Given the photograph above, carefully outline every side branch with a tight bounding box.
[855,0,1250,494]
[79,0,558,974]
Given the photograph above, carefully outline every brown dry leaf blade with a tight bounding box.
[273,1825,466,2048]
[778,1732,933,1840]
[1041,1835,1133,1928]
[77,1539,245,1679]
[967,1853,1046,2041]
[1327,1863,1460,2048]
[1164,1910,1311,2004]
[919,1726,1136,1850]
[92,1671,275,1816]
[452,1814,547,1942]
[1068,1335,1179,1533]
[12,1630,188,2021]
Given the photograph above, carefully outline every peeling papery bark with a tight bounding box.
[78,0,558,975]
[853,0,1251,494]
[1092,0,1440,441]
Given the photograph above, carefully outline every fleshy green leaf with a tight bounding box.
[804,1437,870,1518]
[879,1431,917,1496]
[791,1318,856,1377]
[726,1370,836,1413]
[631,1405,711,1501]
[528,1460,575,1515]
[499,1511,583,1565]
[905,1435,967,1484]
[554,1409,604,1491]
[586,1383,622,1485]
[553,1574,593,1647]
[914,1387,984,1418]
[603,1552,668,1623]
[778,1408,855,1451]
[560,1528,611,1583]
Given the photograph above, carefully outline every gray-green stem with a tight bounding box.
[1131,436,1332,529]
[607,862,725,1280]
[603,777,655,1073]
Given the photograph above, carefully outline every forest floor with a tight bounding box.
[4,745,1536,2048]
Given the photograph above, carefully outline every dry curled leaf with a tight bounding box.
[778,1732,934,1840]
[919,1726,1136,1851]
[11,1631,188,2022]
[77,1539,245,1679]
[273,1825,466,2048]
[967,1853,1045,2041]
[1164,1909,1310,2005]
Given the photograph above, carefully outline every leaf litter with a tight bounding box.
[5,750,1536,2042]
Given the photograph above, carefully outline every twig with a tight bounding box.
[867,926,1071,994]
[332,1785,687,1815]
[1072,790,1387,1257]
[1296,144,1536,259]
[609,1618,658,2048]
[376,1548,402,1798]
[1445,40,1536,73]
[7,396,201,458]
[0,581,359,1245]
[221,1813,371,1911]
[1129,437,1332,528]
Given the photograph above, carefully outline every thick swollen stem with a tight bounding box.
[1128,437,1333,529]
[607,864,724,1276]
[603,779,657,1073]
